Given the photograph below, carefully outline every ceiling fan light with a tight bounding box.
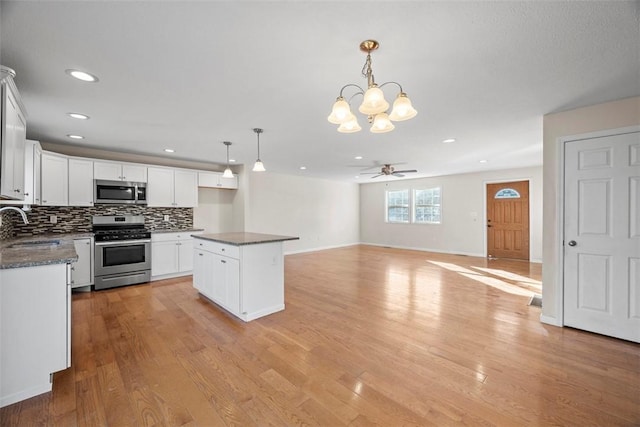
[337,114,362,133]
[370,113,395,133]
[388,93,417,121]
[327,98,351,124]
[222,167,234,178]
[358,86,389,115]
[253,160,266,172]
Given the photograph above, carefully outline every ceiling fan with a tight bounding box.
[361,164,418,179]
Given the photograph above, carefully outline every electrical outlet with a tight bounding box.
[50,215,57,224]
[163,214,170,221]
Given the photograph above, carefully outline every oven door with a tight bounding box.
[95,240,151,276]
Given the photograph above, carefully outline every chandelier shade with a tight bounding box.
[388,92,418,121]
[327,97,351,124]
[328,40,417,133]
[370,112,395,133]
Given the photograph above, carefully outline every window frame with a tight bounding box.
[412,187,442,225]
[385,189,410,224]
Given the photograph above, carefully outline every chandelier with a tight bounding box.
[328,40,417,133]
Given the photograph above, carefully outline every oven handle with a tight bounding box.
[95,239,151,246]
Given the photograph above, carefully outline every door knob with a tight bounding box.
[568,240,577,247]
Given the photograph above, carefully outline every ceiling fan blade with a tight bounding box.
[370,174,383,179]
[393,169,417,174]
[359,172,380,175]
[392,173,405,178]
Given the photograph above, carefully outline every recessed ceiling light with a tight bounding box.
[300,166,307,170]
[479,159,488,163]
[67,112,90,120]
[355,176,360,179]
[65,69,99,82]
[442,138,456,143]
[230,159,236,163]
[354,156,363,160]
[164,148,175,153]
[67,134,84,139]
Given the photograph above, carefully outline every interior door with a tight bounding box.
[563,130,640,343]
[486,181,530,260]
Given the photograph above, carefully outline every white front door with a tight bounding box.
[563,130,640,343]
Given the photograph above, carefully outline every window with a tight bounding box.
[495,188,520,199]
[386,190,410,223]
[413,187,441,224]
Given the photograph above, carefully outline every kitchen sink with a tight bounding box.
[8,240,62,249]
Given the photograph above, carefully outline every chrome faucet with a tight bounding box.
[0,206,29,224]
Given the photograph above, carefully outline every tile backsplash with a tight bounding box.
[0,205,193,239]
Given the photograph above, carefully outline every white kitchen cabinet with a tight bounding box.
[198,171,238,190]
[68,158,94,207]
[93,160,147,182]
[0,69,26,200]
[24,140,42,205]
[151,231,203,280]
[0,262,70,408]
[193,235,289,321]
[71,237,94,288]
[41,151,68,206]
[147,167,198,207]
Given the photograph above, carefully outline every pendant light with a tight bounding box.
[222,141,234,178]
[252,128,265,172]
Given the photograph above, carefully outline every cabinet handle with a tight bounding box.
[24,192,29,196]
[198,253,203,256]
[14,189,20,193]
[221,248,225,251]
[221,260,226,264]
[43,200,47,203]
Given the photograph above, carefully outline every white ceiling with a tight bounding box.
[1,1,638,182]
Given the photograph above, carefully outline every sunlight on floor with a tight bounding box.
[427,260,539,297]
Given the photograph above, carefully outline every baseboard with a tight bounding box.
[150,270,192,282]
[284,242,359,255]
[0,382,52,409]
[359,242,484,258]
[540,314,562,326]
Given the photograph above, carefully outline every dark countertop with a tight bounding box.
[0,234,89,269]
[194,232,299,246]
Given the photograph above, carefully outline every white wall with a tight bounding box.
[238,172,360,254]
[193,187,237,233]
[360,166,543,261]
[542,96,640,323]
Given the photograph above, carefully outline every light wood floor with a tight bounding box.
[2,245,639,426]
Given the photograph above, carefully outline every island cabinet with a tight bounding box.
[193,233,298,322]
[0,262,71,408]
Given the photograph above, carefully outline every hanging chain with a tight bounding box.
[361,53,375,88]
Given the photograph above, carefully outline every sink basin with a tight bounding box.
[8,240,62,249]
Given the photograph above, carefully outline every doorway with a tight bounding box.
[486,180,530,260]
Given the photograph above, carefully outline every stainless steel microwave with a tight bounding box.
[94,180,147,205]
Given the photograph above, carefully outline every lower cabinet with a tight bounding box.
[0,263,70,408]
[151,231,202,280]
[193,238,285,321]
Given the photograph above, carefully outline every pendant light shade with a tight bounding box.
[252,128,265,172]
[337,113,362,133]
[370,112,395,133]
[358,85,389,115]
[388,92,417,121]
[222,141,234,178]
[327,97,351,124]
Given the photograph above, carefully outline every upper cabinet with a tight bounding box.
[41,151,68,206]
[198,171,238,190]
[68,157,94,207]
[94,160,147,182]
[0,67,27,200]
[23,140,42,205]
[147,167,198,207]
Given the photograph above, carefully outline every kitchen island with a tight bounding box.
[192,232,299,321]
[0,235,80,407]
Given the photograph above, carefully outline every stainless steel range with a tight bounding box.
[92,215,151,290]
